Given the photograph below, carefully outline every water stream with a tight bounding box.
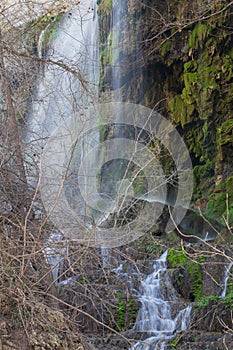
[221,261,233,298]
[37,24,50,59]
[129,251,191,350]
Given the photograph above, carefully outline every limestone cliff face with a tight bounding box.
[98,0,233,226]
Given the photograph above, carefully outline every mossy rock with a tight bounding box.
[161,40,172,56]
[205,175,233,225]
[168,246,203,301]
[217,119,233,146]
[188,23,212,50]
[169,95,193,127]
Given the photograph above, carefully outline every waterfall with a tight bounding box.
[221,261,233,298]
[129,251,191,350]
[110,0,143,102]
[26,1,99,154]
[26,1,100,278]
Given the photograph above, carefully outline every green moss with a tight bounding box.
[217,119,233,146]
[168,247,203,301]
[146,242,159,256]
[184,60,198,73]
[188,262,202,301]
[182,72,200,103]
[226,268,233,296]
[198,293,233,310]
[222,292,233,309]
[81,274,88,285]
[99,30,113,89]
[115,291,123,298]
[181,65,219,117]
[132,169,147,197]
[188,23,212,49]
[193,160,215,199]
[169,95,191,127]
[170,54,221,127]
[221,55,233,81]
[114,291,126,330]
[205,175,233,224]
[198,295,219,307]
[161,40,172,56]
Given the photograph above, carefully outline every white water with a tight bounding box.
[221,261,233,298]
[129,251,191,350]
[26,1,99,154]
[44,231,65,282]
[37,24,50,59]
[26,1,100,278]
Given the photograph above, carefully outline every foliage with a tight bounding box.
[128,299,138,325]
[198,295,219,307]
[146,242,159,255]
[167,247,188,268]
[81,274,88,285]
[116,300,126,331]
[40,13,64,52]
[222,291,233,309]
[170,336,180,349]
[198,292,233,310]
[226,269,233,296]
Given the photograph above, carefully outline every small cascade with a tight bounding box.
[129,251,191,350]
[37,24,50,59]
[44,231,65,282]
[100,246,110,268]
[221,261,233,298]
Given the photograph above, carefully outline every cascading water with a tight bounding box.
[221,261,233,298]
[37,24,50,59]
[129,251,191,350]
[26,1,100,279]
[26,1,99,155]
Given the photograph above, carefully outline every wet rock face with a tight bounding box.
[58,256,141,334]
[98,0,233,224]
[191,301,233,333]
[171,257,226,301]
[168,244,233,302]
[175,332,233,350]
[172,267,194,301]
